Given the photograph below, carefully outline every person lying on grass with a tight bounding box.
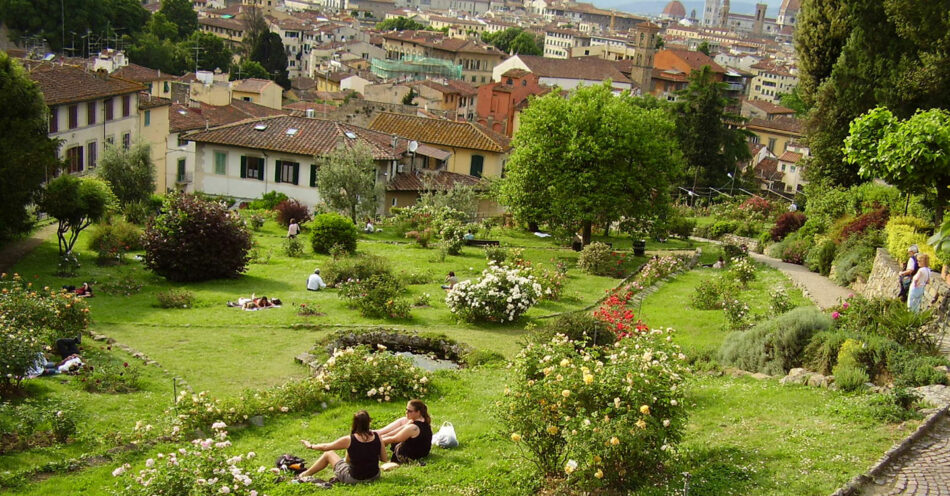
[377,399,433,464]
[299,410,387,484]
[226,295,282,310]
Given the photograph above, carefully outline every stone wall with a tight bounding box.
[720,233,761,253]
[863,248,950,332]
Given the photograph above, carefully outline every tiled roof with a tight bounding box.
[381,30,505,56]
[754,157,780,178]
[747,116,803,135]
[369,112,509,153]
[657,48,726,73]
[743,98,795,115]
[137,93,171,110]
[183,115,406,160]
[199,16,245,31]
[27,63,146,106]
[113,63,176,82]
[387,170,481,191]
[501,68,531,78]
[232,78,276,93]
[513,55,631,84]
[778,151,802,163]
[169,101,286,133]
[291,77,316,91]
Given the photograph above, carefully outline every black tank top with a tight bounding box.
[399,420,432,460]
[347,432,381,480]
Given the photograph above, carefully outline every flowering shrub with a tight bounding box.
[500,331,689,491]
[503,256,565,301]
[282,236,304,258]
[728,257,756,287]
[577,242,616,276]
[56,251,81,276]
[322,253,391,287]
[0,317,44,397]
[484,245,507,264]
[635,255,686,287]
[739,196,772,216]
[0,398,81,452]
[690,277,735,310]
[88,218,143,265]
[722,298,751,329]
[155,289,195,309]
[315,345,429,401]
[339,274,411,319]
[405,228,433,248]
[593,292,649,339]
[838,207,888,241]
[112,424,267,496]
[781,239,809,265]
[439,219,467,255]
[391,204,467,235]
[76,348,141,394]
[446,265,542,322]
[144,194,252,282]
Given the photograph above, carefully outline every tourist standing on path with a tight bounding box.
[287,218,300,239]
[898,245,920,302]
[907,253,931,313]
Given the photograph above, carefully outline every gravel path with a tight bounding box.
[747,252,853,309]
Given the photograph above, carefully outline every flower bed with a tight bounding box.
[446,264,542,322]
[315,345,429,402]
[320,328,472,363]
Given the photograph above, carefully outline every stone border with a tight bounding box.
[297,327,474,373]
[88,330,193,394]
[830,404,950,496]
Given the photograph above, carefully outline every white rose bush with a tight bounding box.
[445,264,542,322]
[315,346,429,401]
[500,330,689,491]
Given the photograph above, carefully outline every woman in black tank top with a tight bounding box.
[298,410,387,483]
[378,399,433,463]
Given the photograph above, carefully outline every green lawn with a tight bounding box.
[0,222,916,495]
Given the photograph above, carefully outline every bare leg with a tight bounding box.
[298,451,341,478]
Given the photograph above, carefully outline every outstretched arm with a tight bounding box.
[302,435,349,452]
[376,416,409,436]
[381,424,419,446]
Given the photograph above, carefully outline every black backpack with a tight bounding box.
[275,454,307,474]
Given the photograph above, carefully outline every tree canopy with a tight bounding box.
[844,106,950,224]
[316,142,383,223]
[674,66,750,189]
[96,142,155,207]
[376,17,426,31]
[249,32,290,88]
[481,28,543,56]
[0,52,60,241]
[41,175,117,255]
[498,82,682,244]
[0,0,148,52]
[159,0,198,41]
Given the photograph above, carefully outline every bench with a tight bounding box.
[465,239,500,247]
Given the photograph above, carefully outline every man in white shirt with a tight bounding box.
[307,269,327,291]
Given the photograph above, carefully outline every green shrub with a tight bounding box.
[535,312,615,347]
[831,235,878,285]
[484,244,507,264]
[690,276,734,310]
[577,242,615,276]
[88,218,143,264]
[722,297,752,329]
[719,307,832,375]
[885,216,942,270]
[666,215,696,239]
[316,345,429,401]
[781,239,809,265]
[144,194,252,282]
[834,364,869,392]
[323,253,392,286]
[722,244,746,260]
[0,398,81,451]
[310,212,358,254]
[805,238,837,276]
[804,330,851,374]
[463,349,506,367]
[499,331,688,492]
[768,285,794,314]
[282,236,304,257]
[75,348,141,393]
[155,289,195,309]
[247,190,288,210]
[708,220,740,239]
[405,228,433,248]
[339,273,410,319]
[439,219,467,255]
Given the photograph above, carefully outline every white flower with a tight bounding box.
[145,458,154,468]
[211,421,227,430]
[565,459,578,474]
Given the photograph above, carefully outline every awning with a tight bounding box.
[414,143,451,161]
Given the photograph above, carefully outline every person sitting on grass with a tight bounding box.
[75,282,94,297]
[712,256,725,269]
[378,399,433,464]
[441,272,458,290]
[307,269,327,291]
[299,410,387,484]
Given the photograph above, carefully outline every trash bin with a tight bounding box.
[633,240,646,257]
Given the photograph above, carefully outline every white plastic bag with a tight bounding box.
[431,421,458,448]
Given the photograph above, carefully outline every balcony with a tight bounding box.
[175,172,193,184]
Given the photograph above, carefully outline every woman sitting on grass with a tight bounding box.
[299,410,387,484]
[378,399,433,464]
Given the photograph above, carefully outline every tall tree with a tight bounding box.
[844,106,950,225]
[241,6,269,57]
[41,175,117,255]
[0,52,60,241]
[229,60,270,80]
[159,0,197,41]
[316,142,383,223]
[0,0,147,52]
[96,142,155,207]
[375,17,426,31]
[498,82,681,244]
[185,31,233,73]
[674,66,750,189]
[127,33,188,74]
[482,28,542,55]
[250,31,289,88]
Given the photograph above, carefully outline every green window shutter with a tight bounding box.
[259,161,265,181]
[310,164,317,187]
[292,163,299,185]
[275,160,282,182]
[470,154,484,178]
[240,156,247,178]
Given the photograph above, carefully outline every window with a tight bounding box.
[68,105,78,129]
[49,107,58,133]
[122,95,131,117]
[105,98,114,120]
[106,135,114,145]
[780,164,786,172]
[144,110,151,127]
[163,81,170,93]
[214,151,227,175]
[242,96,251,102]
[391,197,397,206]
[66,146,84,173]
[470,154,484,178]
[309,164,319,187]
[122,133,131,150]
[87,101,96,125]
[790,165,796,173]
[240,156,265,180]
[275,160,299,184]
[87,141,97,168]
[767,137,776,152]
[177,159,186,182]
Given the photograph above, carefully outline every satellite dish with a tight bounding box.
[408,140,418,153]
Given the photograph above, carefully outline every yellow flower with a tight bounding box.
[613,397,621,408]
[640,405,651,415]
[636,419,647,430]
[560,358,570,367]
[547,425,559,435]
[593,455,601,463]
[561,389,571,398]
[565,460,578,474]
[583,374,594,385]
[556,374,564,381]
[610,437,620,446]
[595,469,604,479]
[510,433,522,442]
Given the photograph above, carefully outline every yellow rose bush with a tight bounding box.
[500,330,688,491]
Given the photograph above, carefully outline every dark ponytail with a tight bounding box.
[409,399,430,424]
[351,410,372,435]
